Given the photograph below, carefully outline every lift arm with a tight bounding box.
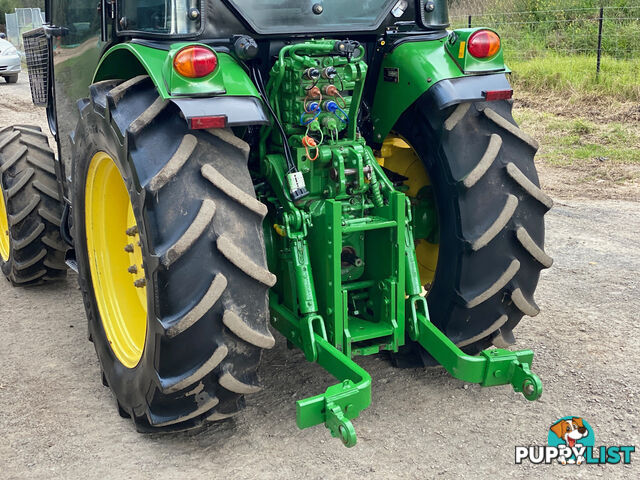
[407,296,543,401]
[271,299,371,448]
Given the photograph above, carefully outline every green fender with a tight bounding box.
[370,28,510,143]
[93,42,268,127]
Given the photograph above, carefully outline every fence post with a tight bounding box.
[596,5,604,78]
[468,15,472,28]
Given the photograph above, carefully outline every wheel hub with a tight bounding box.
[85,152,147,368]
[376,136,439,286]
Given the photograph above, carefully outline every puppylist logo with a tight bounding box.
[515,416,635,465]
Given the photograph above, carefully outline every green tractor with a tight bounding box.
[1,0,553,446]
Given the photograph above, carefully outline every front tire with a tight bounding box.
[394,98,553,358]
[72,77,275,431]
[0,125,67,285]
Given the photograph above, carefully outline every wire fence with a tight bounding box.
[450,5,640,74]
[4,8,45,53]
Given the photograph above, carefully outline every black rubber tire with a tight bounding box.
[71,77,275,431]
[5,76,18,84]
[393,98,553,360]
[0,125,67,285]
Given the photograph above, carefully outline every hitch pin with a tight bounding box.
[342,166,372,177]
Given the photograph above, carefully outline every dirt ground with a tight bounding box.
[1,73,639,479]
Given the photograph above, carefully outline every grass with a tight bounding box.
[449,1,640,101]
[513,108,640,168]
[508,51,640,172]
[508,53,640,102]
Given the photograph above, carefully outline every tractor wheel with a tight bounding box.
[0,125,67,285]
[71,77,275,431]
[387,98,553,363]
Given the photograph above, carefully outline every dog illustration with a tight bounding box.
[550,417,589,464]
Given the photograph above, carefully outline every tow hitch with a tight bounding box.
[260,40,543,447]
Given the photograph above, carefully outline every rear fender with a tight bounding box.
[93,42,268,127]
[370,28,511,144]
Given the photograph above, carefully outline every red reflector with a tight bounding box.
[483,90,513,101]
[189,116,228,129]
[173,46,218,78]
[467,30,501,58]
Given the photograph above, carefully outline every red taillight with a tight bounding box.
[483,89,513,101]
[189,115,227,129]
[173,46,218,78]
[467,30,501,58]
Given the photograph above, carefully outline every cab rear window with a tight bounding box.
[117,0,201,35]
[226,0,398,34]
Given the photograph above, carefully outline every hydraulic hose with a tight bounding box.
[365,156,384,208]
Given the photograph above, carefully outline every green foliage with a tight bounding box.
[450,0,639,102]
[509,52,640,101]
[514,108,640,167]
[451,0,640,60]
[570,119,593,135]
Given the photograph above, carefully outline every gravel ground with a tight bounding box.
[1,73,639,479]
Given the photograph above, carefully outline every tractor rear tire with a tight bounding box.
[0,125,67,285]
[71,77,275,431]
[393,98,553,360]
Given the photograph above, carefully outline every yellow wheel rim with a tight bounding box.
[0,189,10,262]
[376,136,439,287]
[85,152,147,368]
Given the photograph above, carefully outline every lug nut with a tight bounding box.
[124,244,134,253]
[134,278,146,288]
[128,265,138,274]
[126,226,138,236]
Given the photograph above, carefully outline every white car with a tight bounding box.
[0,38,21,84]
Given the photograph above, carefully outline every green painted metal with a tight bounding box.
[257,39,541,447]
[271,299,371,447]
[409,306,543,401]
[93,43,260,99]
[369,28,509,143]
[258,40,414,446]
[444,28,507,74]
